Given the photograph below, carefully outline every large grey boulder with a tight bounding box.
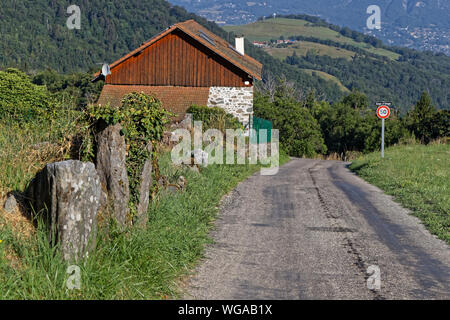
[95,123,130,226]
[135,141,153,228]
[3,193,18,213]
[26,160,101,261]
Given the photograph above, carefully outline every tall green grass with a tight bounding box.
[350,142,449,243]
[0,110,81,197]
[0,116,289,299]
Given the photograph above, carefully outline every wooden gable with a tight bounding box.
[106,29,251,87]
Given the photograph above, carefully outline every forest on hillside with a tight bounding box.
[0,0,344,103]
[1,1,449,111]
[231,14,450,111]
[0,0,220,72]
[285,50,450,112]
[170,0,450,54]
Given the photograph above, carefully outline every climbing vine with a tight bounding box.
[86,92,173,220]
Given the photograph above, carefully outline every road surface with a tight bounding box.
[185,158,450,299]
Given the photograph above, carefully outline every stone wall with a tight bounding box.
[207,87,253,126]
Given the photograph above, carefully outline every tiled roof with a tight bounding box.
[178,20,262,80]
[97,85,210,116]
[94,20,262,81]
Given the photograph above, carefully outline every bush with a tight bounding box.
[432,110,450,138]
[0,68,54,121]
[32,69,104,108]
[186,105,243,132]
[406,92,437,144]
[312,92,407,155]
[341,90,369,109]
[254,92,327,157]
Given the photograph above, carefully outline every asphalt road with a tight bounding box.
[185,158,450,299]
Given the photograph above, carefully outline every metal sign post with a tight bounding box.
[381,118,385,158]
[376,102,391,158]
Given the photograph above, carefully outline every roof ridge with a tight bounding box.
[177,21,262,79]
[93,20,262,80]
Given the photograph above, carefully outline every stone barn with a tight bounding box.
[94,20,263,127]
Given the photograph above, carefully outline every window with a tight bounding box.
[199,31,216,47]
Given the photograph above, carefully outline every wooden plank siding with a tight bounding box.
[106,30,251,87]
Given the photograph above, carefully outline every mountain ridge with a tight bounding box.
[169,0,450,55]
[0,0,346,103]
[226,17,450,111]
[0,0,448,111]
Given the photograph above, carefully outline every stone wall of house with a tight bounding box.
[207,87,253,125]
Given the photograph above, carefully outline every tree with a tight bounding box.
[432,110,450,138]
[0,68,54,121]
[341,90,369,109]
[254,89,327,158]
[408,92,436,144]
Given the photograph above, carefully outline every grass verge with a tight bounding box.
[349,142,449,244]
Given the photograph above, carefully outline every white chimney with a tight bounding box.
[235,36,245,55]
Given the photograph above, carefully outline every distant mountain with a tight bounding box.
[169,0,450,55]
[0,0,346,102]
[226,17,450,111]
[1,1,448,111]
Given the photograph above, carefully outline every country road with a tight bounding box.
[185,158,450,300]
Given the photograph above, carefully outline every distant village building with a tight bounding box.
[252,41,267,48]
[94,20,262,126]
[275,39,293,45]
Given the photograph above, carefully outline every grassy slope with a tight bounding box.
[225,18,401,61]
[0,116,290,299]
[225,18,339,42]
[300,69,350,93]
[265,42,356,60]
[350,143,450,244]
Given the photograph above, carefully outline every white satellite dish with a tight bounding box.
[101,64,111,76]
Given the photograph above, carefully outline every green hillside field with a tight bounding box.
[300,69,349,93]
[265,41,355,61]
[226,17,450,111]
[225,18,401,61]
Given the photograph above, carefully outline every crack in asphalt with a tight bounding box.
[308,163,386,300]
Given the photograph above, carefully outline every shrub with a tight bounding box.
[32,69,104,108]
[312,99,407,155]
[0,68,54,121]
[406,92,437,144]
[341,90,369,109]
[432,110,450,138]
[254,92,327,157]
[186,105,243,132]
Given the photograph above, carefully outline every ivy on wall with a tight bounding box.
[86,92,173,220]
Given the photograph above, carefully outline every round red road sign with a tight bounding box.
[377,105,390,119]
